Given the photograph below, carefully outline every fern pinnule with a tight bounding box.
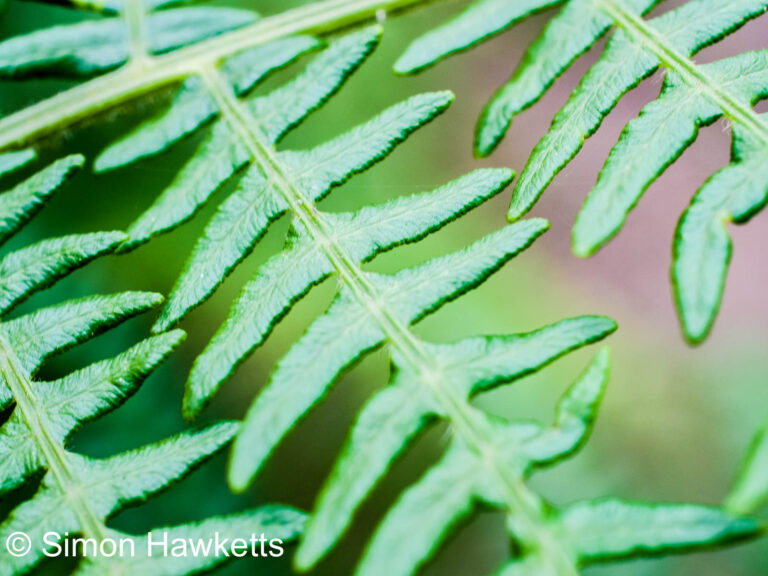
[394,0,561,75]
[727,414,768,517]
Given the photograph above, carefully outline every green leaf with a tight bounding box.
[355,442,479,576]
[394,0,560,74]
[229,220,548,491]
[153,90,453,333]
[152,167,286,332]
[185,168,511,419]
[0,7,256,78]
[673,124,768,343]
[279,90,454,201]
[247,26,381,144]
[369,220,548,324]
[0,422,237,575]
[474,0,651,156]
[82,421,238,512]
[74,507,306,576]
[521,347,610,466]
[726,416,768,515]
[507,33,657,221]
[573,52,768,257]
[296,374,438,570]
[560,498,760,562]
[432,317,615,398]
[0,148,35,178]
[1,291,163,377]
[0,18,127,78]
[223,35,320,96]
[122,123,249,250]
[94,77,219,172]
[0,331,185,495]
[0,231,126,315]
[0,155,83,247]
[146,7,258,56]
[42,330,186,440]
[184,240,329,419]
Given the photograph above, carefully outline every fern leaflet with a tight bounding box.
[0,152,304,575]
[398,0,768,344]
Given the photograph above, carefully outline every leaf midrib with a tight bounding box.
[0,333,108,542]
[595,0,768,147]
[199,64,577,574]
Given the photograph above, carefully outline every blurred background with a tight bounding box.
[0,0,766,574]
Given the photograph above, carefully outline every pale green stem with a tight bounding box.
[0,333,108,542]
[198,64,578,575]
[125,0,148,63]
[594,0,768,145]
[0,0,440,151]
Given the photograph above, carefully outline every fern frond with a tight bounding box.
[113,27,379,255]
[0,148,35,177]
[229,221,568,485]
[555,498,757,561]
[0,232,126,314]
[0,153,304,575]
[186,168,514,417]
[0,3,256,78]
[0,0,441,149]
[295,346,756,575]
[397,0,768,343]
[1,3,763,574]
[154,84,452,331]
[0,154,83,245]
[505,0,767,344]
[671,119,768,342]
[55,17,757,574]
